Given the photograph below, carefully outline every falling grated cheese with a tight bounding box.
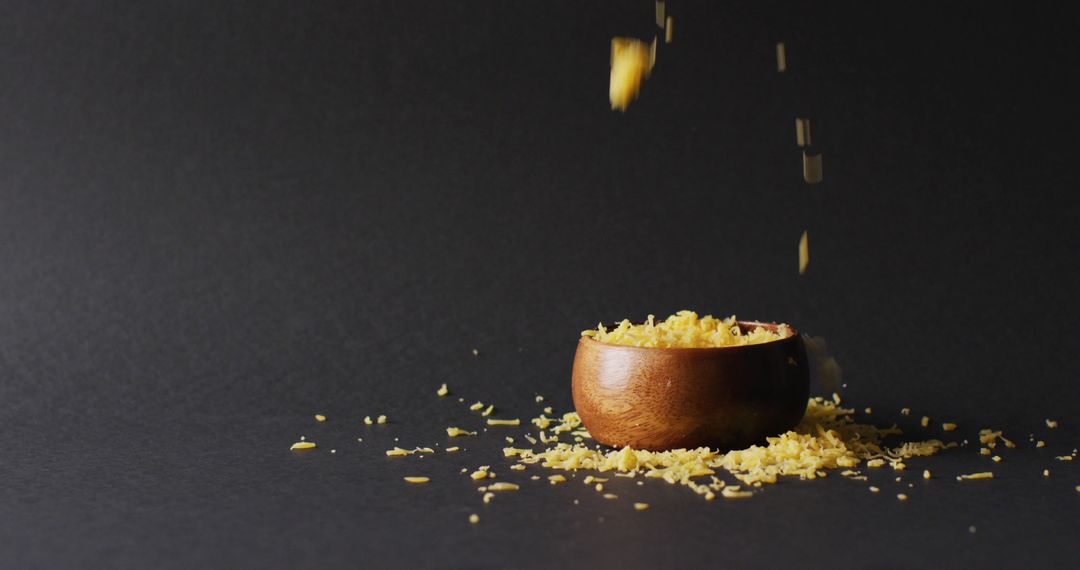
[583,311,791,348]
[923,470,932,480]
[609,37,654,111]
[290,441,316,450]
[403,476,430,483]
[487,419,521,426]
[798,231,810,274]
[921,416,930,427]
[1055,456,1073,461]
[1043,469,1050,477]
[446,427,477,437]
[436,384,449,397]
[664,16,673,43]
[1036,441,1046,448]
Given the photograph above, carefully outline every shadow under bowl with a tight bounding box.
[571,321,809,451]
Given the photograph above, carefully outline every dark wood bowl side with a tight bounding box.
[572,329,809,451]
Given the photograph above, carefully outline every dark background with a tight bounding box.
[2,1,1078,568]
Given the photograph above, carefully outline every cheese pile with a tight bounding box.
[506,397,955,500]
[581,310,793,348]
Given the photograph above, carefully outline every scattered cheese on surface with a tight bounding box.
[363,416,373,425]
[487,482,519,492]
[980,447,991,456]
[897,493,908,501]
[1055,456,1073,461]
[634,502,650,510]
[603,493,618,500]
[469,402,484,411]
[869,486,880,493]
[376,415,387,424]
[510,464,525,471]
[1036,440,1046,448]
[481,405,495,417]
[482,492,494,504]
[1043,469,1049,477]
[921,416,930,427]
[942,423,957,431]
[1046,419,1058,428]
[472,349,479,356]
[403,477,429,483]
[535,395,544,403]
[549,475,567,484]
[992,456,1002,463]
[469,514,479,524]
[923,470,931,480]
[901,408,911,416]
[436,384,449,397]
[446,447,460,452]
[290,441,316,450]
[956,472,994,481]
[446,427,477,437]
[487,419,521,426]
[582,310,791,348]
[864,408,872,415]
[314,414,326,422]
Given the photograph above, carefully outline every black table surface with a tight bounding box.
[3,1,1079,568]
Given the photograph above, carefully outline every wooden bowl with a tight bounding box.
[572,321,809,451]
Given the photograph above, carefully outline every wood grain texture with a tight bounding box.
[572,322,809,451]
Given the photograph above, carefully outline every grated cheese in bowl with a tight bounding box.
[581,310,792,348]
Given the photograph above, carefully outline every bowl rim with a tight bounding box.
[578,320,801,352]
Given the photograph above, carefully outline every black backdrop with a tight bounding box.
[2,1,1078,568]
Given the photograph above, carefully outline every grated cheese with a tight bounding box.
[403,476,429,483]
[582,310,791,348]
[487,419,521,426]
[377,415,387,424]
[1036,441,1046,448]
[436,384,449,397]
[1046,419,1058,428]
[487,482,519,492]
[481,405,495,417]
[634,502,650,510]
[798,231,809,274]
[445,447,460,452]
[510,397,954,500]
[1056,456,1073,461]
[363,416,373,425]
[897,493,908,501]
[314,414,326,422]
[446,427,477,437]
[469,402,484,411]
[549,475,567,484]
[956,472,994,481]
[923,469,932,480]
[482,492,494,504]
[469,514,479,524]
[921,416,930,427]
[290,441,316,450]
[609,37,654,111]
[942,423,957,431]
[664,17,673,43]
[901,408,911,416]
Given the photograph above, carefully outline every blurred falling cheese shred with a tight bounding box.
[802,152,823,184]
[776,42,787,72]
[798,231,809,274]
[665,17,673,44]
[610,38,654,111]
[795,118,812,147]
[655,1,665,28]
